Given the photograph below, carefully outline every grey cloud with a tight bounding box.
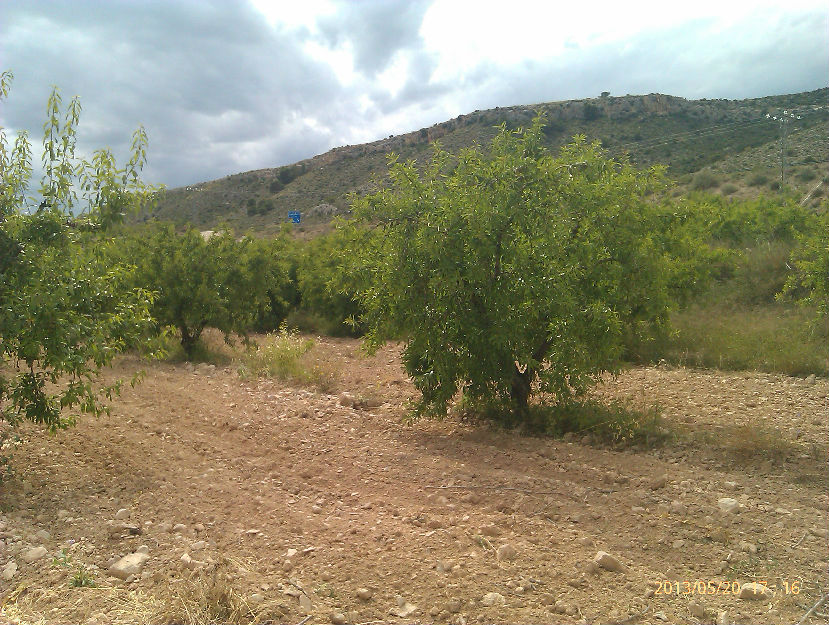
[1,0,345,187]
[443,8,828,114]
[316,0,432,76]
[1,1,826,190]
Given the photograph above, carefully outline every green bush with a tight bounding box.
[343,117,699,419]
[797,168,818,182]
[782,209,829,320]
[720,183,738,195]
[747,172,770,187]
[104,225,292,358]
[628,303,828,377]
[0,71,158,431]
[294,231,363,337]
[690,170,720,190]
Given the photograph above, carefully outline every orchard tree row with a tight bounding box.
[1,72,826,433]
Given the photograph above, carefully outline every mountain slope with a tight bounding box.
[151,88,828,233]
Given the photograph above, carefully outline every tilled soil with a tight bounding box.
[1,337,827,625]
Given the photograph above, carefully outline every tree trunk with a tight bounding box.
[180,326,198,360]
[510,365,532,418]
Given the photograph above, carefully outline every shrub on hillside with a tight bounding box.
[691,170,720,191]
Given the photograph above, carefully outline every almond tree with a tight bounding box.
[0,71,157,430]
[342,116,685,422]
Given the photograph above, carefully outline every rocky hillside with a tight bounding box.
[150,88,828,233]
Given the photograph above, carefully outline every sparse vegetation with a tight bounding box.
[691,170,720,190]
[237,325,335,391]
[632,304,827,377]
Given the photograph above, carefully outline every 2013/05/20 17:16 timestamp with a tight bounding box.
[653,580,802,595]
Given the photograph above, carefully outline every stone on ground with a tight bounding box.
[2,561,18,580]
[496,543,518,561]
[22,546,48,563]
[481,592,505,607]
[108,552,149,580]
[738,582,772,600]
[594,551,627,572]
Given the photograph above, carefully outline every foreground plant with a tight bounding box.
[342,116,696,422]
[0,70,158,430]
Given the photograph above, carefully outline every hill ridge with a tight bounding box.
[152,88,828,233]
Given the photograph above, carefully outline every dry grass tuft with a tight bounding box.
[1,583,164,625]
[236,325,337,392]
[151,562,287,625]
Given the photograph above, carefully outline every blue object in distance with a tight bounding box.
[288,211,301,224]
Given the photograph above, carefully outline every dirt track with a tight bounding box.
[1,337,827,624]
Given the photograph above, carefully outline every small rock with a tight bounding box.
[717,611,730,625]
[172,523,187,533]
[34,529,51,541]
[739,541,757,554]
[594,551,627,572]
[810,527,829,538]
[670,500,687,515]
[108,552,149,580]
[283,559,294,571]
[554,600,567,613]
[357,587,373,600]
[180,552,205,570]
[114,508,130,520]
[689,602,705,618]
[57,510,71,519]
[286,548,298,558]
[193,523,206,533]
[496,543,518,561]
[250,593,263,604]
[299,594,313,613]
[479,524,501,537]
[2,561,18,580]
[717,498,740,514]
[22,546,48,563]
[136,545,150,555]
[446,598,463,613]
[654,612,668,622]
[157,521,173,533]
[649,475,669,490]
[540,593,555,605]
[738,582,772,600]
[191,540,206,551]
[480,592,505,607]
[584,560,601,575]
[806,374,816,384]
[392,595,417,617]
[330,613,347,625]
[775,508,792,515]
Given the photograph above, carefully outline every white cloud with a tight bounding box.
[1,0,825,188]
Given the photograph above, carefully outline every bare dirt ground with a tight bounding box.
[1,337,827,625]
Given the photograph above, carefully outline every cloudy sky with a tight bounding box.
[1,0,826,189]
